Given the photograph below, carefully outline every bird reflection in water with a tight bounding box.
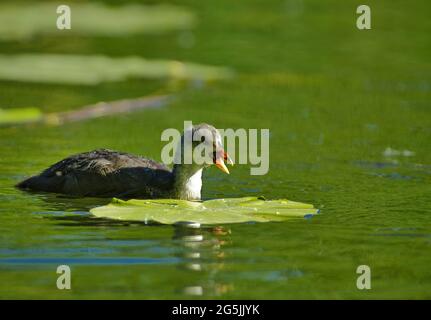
[173,222,234,296]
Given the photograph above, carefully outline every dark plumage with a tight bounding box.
[16,149,174,199]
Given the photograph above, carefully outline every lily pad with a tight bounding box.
[90,197,319,225]
[0,54,233,85]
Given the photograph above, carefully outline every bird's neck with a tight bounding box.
[172,164,203,201]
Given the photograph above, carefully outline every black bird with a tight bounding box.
[16,123,232,200]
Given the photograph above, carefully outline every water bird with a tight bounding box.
[16,123,232,200]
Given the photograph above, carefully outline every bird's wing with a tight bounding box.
[18,149,172,198]
[41,148,169,177]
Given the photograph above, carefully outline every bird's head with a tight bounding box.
[177,123,233,174]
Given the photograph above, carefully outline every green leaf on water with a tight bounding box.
[90,197,319,225]
[0,107,42,125]
[0,54,233,85]
[0,3,195,40]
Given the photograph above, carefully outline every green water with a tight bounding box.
[0,0,430,299]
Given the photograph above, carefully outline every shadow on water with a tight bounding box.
[47,214,154,227]
[29,191,112,211]
[31,193,136,226]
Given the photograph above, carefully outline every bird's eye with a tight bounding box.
[200,136,205,143]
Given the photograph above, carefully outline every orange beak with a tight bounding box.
[214,150,233,174]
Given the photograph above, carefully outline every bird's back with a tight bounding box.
[16,149,174,199]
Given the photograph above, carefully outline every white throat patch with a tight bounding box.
[183,169,202,200]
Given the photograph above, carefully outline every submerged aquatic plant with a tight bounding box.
[0,3,195,40]
[0,54,233,85]
[0,96,169,127]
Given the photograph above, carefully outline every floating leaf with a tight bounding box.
[0,54,233,85]
[0,107,42,125]
[90,197,319,225]
[0,3,195,40]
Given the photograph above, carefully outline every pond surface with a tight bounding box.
[0,0,430,299]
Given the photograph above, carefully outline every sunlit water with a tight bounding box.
[0,0,430,299]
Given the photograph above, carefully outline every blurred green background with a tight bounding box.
[0,0,430,299]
